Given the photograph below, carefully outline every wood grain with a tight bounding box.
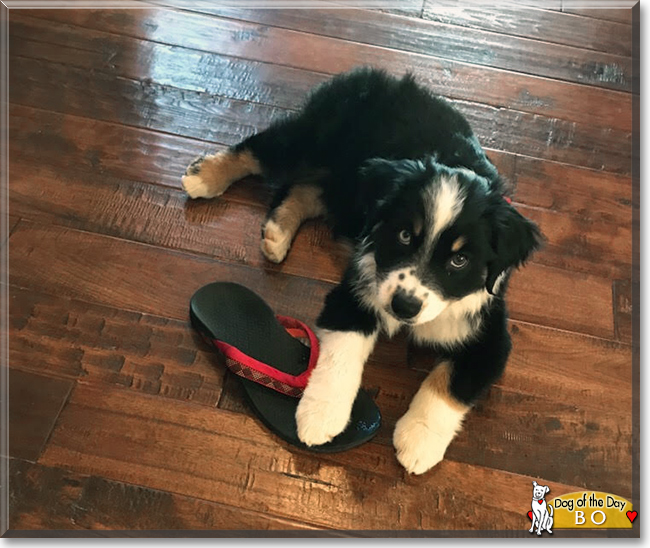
[8,52,632,176]
[138,6,632,91]
[8,369,73,462]
[10,134,633,280]
[421,4,631,56]
[8,202,615,339]
[9,286,225,405]
[9,276,632,493]
[11,10,633,132]
[9,147,631,289]
[563,7,632,25]
[40,383,589,531]
[6,5,635,534]
[9,221,332,326]
[613,278,633,343]
[10,103,632,228]
[511,154,632,225]
[9,459,320,531]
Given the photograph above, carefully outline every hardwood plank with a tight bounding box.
[507,263,613,339]
[9,53,632,175]
[9,173,616,338]
[10,104,633,228]
[12,217,625,481]
[9,54,282,149]
[512,154,632,225]
[563,7,632,25]
[10,280,631,495]
[9,286,225,405]
[9,459,319,531]
[377,3,424,18]
[9,221,332,325]
[137,6,631,91]
[8,104,234,194]
[8,220,623,485]
[8,369,73,461]
[12,10,632,133]
[517,205,631,279]
[10,146,630,281]
[8,16,325,113]
[504,321,631,413]
[8,162,346,283]
[421,5,631,56]
[613,278,632,343]
[450,100,630,175]
[40,383,589,530]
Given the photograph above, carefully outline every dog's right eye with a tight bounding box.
[398,229,412,246]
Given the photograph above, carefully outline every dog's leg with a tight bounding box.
[395,317,511,475]
[529,516,536,534]
[261,184,326,263]
[296,281,378,446]
[393,361,470,475]
[182,147,262,199]
[182,114,309,200]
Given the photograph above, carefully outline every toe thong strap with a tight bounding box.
[205,316,320,397]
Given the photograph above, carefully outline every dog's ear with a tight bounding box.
[485,196,543,295]
[544,486,550,495]
[532,481,538,487]
[358,157,433,229]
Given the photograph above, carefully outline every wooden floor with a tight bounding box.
[7,2,637,535]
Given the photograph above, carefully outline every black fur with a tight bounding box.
[233,67,542,407]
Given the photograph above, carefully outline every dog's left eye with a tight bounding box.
[398,229,412,246]
[449,253,469,269]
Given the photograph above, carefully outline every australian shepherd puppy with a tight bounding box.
[183,67,542,475]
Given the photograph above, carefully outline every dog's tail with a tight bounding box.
[548,504,554,517]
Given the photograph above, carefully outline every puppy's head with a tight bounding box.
[355,156,542,325]
[532,481,550,501]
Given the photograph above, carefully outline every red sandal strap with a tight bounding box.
[208,316,319,398]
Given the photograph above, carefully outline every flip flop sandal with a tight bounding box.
[189,282,381,453]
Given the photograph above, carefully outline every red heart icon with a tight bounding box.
[538,500,544,504]
[627,511,637,523]
[527,511,533,520]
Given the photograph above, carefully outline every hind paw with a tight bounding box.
[261,219,293,263]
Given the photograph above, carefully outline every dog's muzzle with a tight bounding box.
[390,289,422,320]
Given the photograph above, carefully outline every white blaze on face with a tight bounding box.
[354,173,478,330]
[424,174,466,251]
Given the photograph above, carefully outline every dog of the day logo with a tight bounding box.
[527,482,636,533]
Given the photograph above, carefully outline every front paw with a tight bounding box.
[393,413,449,475]
[296,392,352,446]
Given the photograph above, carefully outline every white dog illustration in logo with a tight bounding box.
[529,481,554,535]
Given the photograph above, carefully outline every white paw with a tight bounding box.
[393,413,449,475]
[261,219,292,263]
[296,391,352,446]
[182,173,219,199]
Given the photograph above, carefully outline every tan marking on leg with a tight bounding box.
[422,361,469,412]
[393,360,469,474]
[182,148,261,199]
[451,236,467,253]
[261,184,326,263]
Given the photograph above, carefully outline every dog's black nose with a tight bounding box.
[391,291,422,320]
